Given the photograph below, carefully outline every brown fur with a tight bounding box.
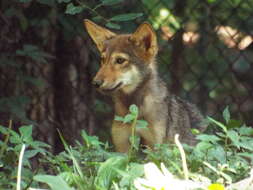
[84,19,206,152]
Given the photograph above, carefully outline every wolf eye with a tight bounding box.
[115,57,126,64]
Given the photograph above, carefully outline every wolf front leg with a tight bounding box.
[137,121,166,149]
[111,121,131,153]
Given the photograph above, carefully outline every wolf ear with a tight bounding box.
[130,22,158,57]
[84,19,116,52]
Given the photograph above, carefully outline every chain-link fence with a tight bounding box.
[138,0,253,125]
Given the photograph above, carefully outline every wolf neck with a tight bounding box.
[113,63,161,116]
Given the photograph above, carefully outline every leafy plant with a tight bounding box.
[1,106,252,190]
[16,44,53,64]
[33,129,117,189]
[34,175,74,190]
[0,123,50,189]
[115,104,148,159]
[187,107,253,183]
[63,0,143,29]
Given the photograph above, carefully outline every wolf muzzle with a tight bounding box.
[92,79,104,88]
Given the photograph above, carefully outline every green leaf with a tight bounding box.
[30,140,51,149]
[19,125,33,142]
[19,14,28,32]
[196,134,221,143]
[110,13,143,22]
[65,3,84,15]
[34,175,74,190]
[19,0,32,3]
[223,106,230,124]
[114,115,124,122]
[25,150,41,159]
[207,0,217,3]
[129,104,138,115]
[238,140,253,151]
[116,163,144,186]
[105,22,121,29]
[191,128,200,135]
[194,141,212,158]
[92,16,103,22]
[208,145,226,163]
[9,130,22,144]
[16,44,53,64]
[0,126,9,135]
[226,119,242,129]
[136,120,148,129]
[238,152,253,160]
[207,117,227,133]
[227,130,240,147]
[196,141,213,151]
[37,0,54,6]
[95,156,128,189]
[238,126,253,136]
[23,44,38,52]
[123,114,135,123]
[81,130,102,148]
[57,0,71,3]
[102,0,124,6]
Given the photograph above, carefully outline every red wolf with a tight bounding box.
[84,19,206,153]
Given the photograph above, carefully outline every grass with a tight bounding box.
[0,106,253,190]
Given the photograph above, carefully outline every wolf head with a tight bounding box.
[84,19,158,94]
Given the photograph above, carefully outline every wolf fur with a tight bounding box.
[84,19,206,152]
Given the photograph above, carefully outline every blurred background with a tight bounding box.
[0,0,252,151]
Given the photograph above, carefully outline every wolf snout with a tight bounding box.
[92,79,104,88]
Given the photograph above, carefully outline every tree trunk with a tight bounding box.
[170,0,187,94]
[53,31,96,152]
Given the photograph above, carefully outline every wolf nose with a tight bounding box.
[92,79,104,88]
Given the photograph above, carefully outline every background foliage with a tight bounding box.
[0,0,252,151]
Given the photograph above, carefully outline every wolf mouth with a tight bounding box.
[103,82,123,92]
